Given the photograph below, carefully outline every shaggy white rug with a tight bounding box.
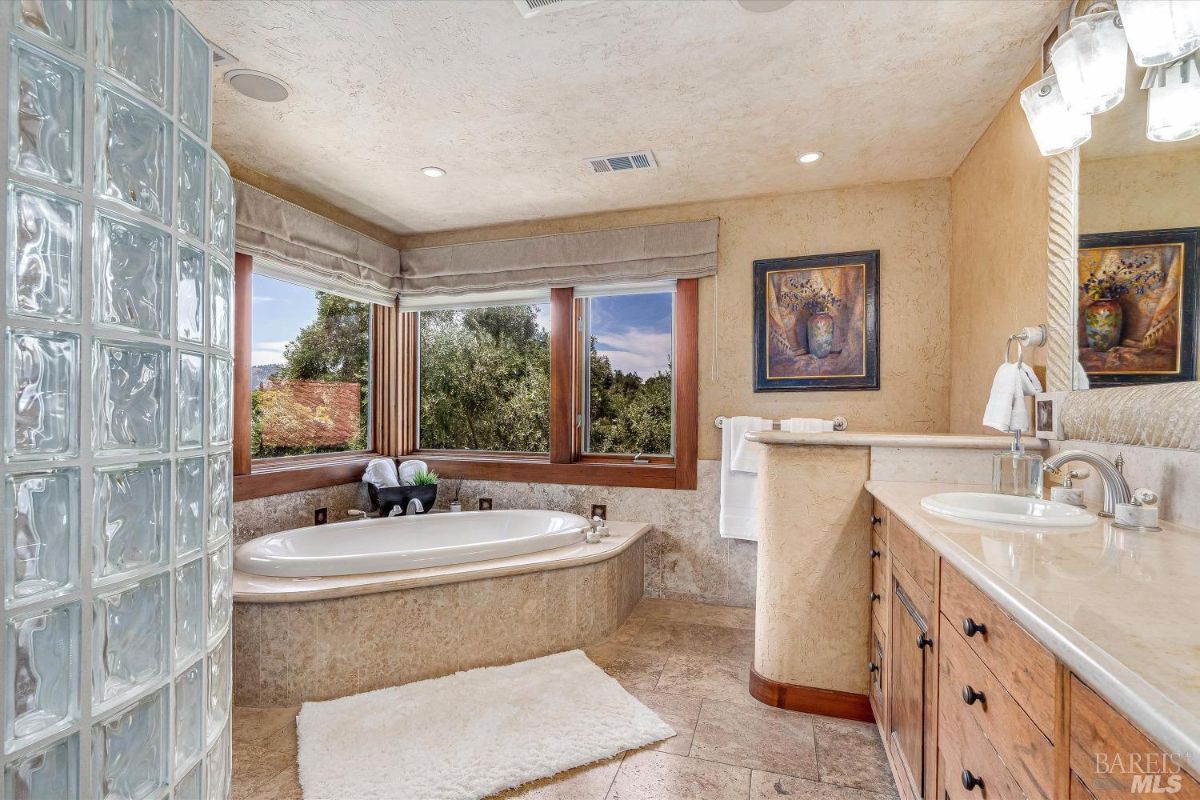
[295,650,675,800]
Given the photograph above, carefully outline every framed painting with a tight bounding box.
[1077,227,1199,387]
[753,250,880,392]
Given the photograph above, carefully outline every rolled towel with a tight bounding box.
[363,458,399,488]
[781,418,834,433]
[397,459,429,486]
[983,363,1043,433]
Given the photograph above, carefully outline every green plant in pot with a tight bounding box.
[780,278,843,359]
[1082,254,1161,352]
[375,469,439,516]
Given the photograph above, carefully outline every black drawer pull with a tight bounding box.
[962,770,984,792]
[868,591,881,602]
[962,685,986,706]
[871,515,882,525]
[962,617,987,638]
[868,548,881,559]
[868,661,879,673]
[915,633,933,649]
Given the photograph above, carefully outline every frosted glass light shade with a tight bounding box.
[1117,0,1200,66]
[1146,54,1200,141]
[1021,75,1093,156]
[1050,11,1128,114]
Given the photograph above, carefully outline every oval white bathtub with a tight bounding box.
[233,509,591,578]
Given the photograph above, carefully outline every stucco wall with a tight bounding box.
[948,65,1048,434]
[1080,149,1200,234]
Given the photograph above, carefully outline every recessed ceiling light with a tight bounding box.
[796,151,823,164]
[225,69,289,103]
[421,166,446,178]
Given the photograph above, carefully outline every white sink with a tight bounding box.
[920,492,1097,528]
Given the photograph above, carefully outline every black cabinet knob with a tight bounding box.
[915,633,933,649]
[962,617,988,638]
[871,515,883,525]
[868,661,879,673]
[962,685,986,706]
[962,770,984,792]
[868,548,881,559]
[868,591,881,603]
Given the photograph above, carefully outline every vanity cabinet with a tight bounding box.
[868,499,1198,800]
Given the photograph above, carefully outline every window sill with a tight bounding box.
[415,452,692,490]
[234,453,378,501]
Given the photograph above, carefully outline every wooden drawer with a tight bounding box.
[938,705,1027,800]
[870,530,887,626]
[939,615,1055,800]
[888,515,935,599]
[940,563,1056,737]
[872,499,888,541]
[1071,774,1098,800]
[1070,677,1200,799]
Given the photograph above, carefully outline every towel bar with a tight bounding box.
[714,415,848,431]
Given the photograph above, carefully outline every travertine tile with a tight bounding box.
[235,763,302,800]
[492,755,624,799]
[232,743,296,799]
[610,617,755,662]
[751,770,894,800]
[606,750,750,800]
[690,700,818,779]
[813,717,897,796]
[232,707,298,752]
[654,653,753,705]
[631,690,702,756]
[584,641,668,693]
[629,597,755,630]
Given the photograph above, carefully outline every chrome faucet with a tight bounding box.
[405,498,425,516]
[1043,450,1131,517]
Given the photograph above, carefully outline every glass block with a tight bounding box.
[179,20,210,139]
[93,340,169,453]
[209,155,233,260]
[9,39,80,186]
[208,356,231,445]
[207,453,231,545]
[92,461,168,584]
[5,603,79,751]
[176,244,205,343]
[14,0,82,52]
[5,468,79,607]
[206,634,230,741]
[206,544,231,643]
[174,659,204,770]
[92,688,168,800]
[91,574,167,709]
[3,733,78,800]
[94,0,172,108]
[174,557,203,665]
[204,724,230,800]
[177,135,206,242]
[176,761,202,800]
[177,351,203,449]
[6,328,78,460]
[209,257,231,351]
[7,182,81,321]
[175,457,205,558]
[94,211,169,336]
[95,83,169,223]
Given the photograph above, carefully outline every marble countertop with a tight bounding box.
[866,480,1200,776]
[747,431,1047,450]
[234,521,650,603]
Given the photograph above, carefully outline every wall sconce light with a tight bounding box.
[1020,74,1093,155]
[1050,10,1129,114]
[1145,52,1200,140]
[1117,0,1200,66]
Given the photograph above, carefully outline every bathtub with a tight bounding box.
[233,509,591,578]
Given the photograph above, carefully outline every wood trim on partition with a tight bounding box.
[549,287,575,464]
[673,278,698,490]
[232,252,254,476]
[749,666,875,723]
[372,306,418,457]
[235,454,377,501]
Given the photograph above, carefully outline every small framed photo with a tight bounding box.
[1034,391,1067,440]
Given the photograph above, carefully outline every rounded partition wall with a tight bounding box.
[1,2,233,798]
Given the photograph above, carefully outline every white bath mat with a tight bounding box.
[296,649,674,800]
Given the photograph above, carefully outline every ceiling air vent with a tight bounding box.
[513,0,597,19]
[586,150,658,174]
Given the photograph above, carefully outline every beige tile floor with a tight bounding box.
[232,598,898,800]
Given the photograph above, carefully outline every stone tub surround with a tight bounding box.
[867,480,1200,777]
[233,537,644,706]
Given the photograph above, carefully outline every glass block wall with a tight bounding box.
[0,1,234,798]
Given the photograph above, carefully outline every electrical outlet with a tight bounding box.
[314,507,328,525]
[478,497,493,511]
[590,504,607,521]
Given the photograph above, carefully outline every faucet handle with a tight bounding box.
[1132,488,1159,507]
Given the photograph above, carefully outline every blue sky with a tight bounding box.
[253,275,673,377]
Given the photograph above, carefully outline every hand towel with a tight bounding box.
[397,459,429,486]
[780,418,835,433]
[363,458,400,488]
[982,363,1044,433]
[728,416,770,473]
[720,417,766,541]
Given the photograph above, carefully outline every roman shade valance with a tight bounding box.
[234,180,402,305]
[398,217,719,298]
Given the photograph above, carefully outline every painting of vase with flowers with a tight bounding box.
[1078,227,1199,386]
[753,250,880,391]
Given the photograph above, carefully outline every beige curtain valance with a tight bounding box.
[398,218,719,297]
[234,180,401,305]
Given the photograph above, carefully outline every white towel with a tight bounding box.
[720,417,767,541]
[780,417,835,433]
[728,416,770,473]
[363,458,399,488]
[982,362,1043,433]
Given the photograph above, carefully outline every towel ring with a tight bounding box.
[1004,336,1024,366]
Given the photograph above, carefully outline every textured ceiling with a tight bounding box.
[177,0,1062,234]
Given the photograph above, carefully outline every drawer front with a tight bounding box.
[1071,774,1098,800]
[1070,677,1200,799]
[940,563,1056,737]
[872,499,888,541]
[939,615,1055,800]
[889,515,935,599]
[871,531,888,626]
[938,708,1028,800]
